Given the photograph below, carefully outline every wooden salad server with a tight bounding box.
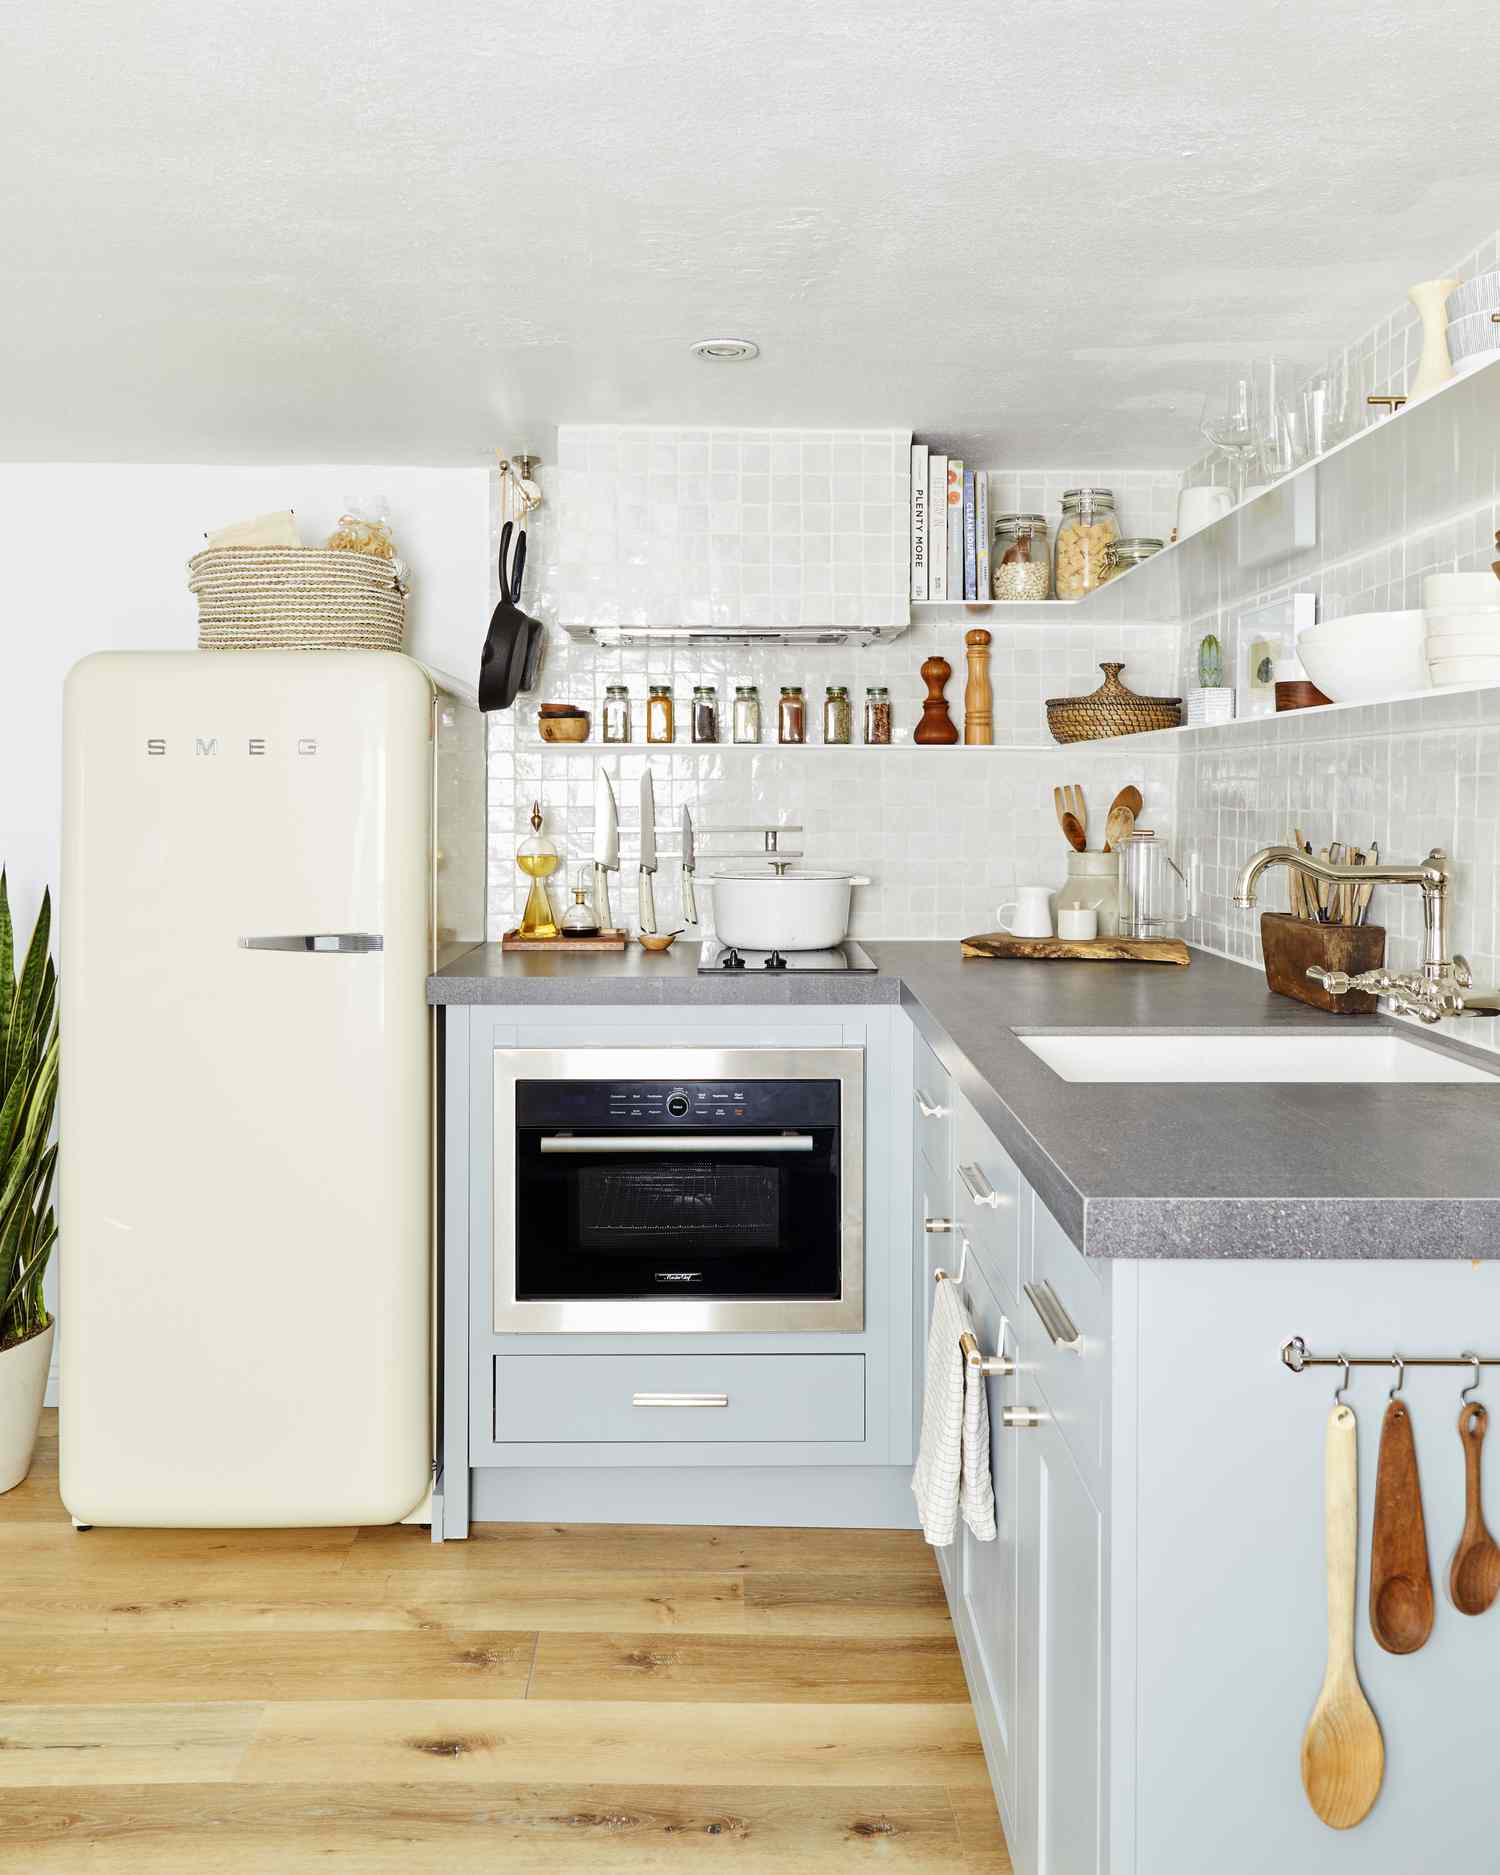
[1302,1401,1384,1829]
[1369,1388,1434,1653]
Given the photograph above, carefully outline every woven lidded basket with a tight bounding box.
[1046,661,1182,744]
[188,547,408,651]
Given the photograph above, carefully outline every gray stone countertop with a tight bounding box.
[429,941,1500,1259]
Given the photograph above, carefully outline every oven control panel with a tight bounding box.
[516,1079,841,1128]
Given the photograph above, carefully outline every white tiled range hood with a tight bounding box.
[556,424,913,646]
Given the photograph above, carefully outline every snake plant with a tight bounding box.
[0,872,58,1352]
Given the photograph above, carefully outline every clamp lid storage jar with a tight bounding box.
[1054,488,1118,598]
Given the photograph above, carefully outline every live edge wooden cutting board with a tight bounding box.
[961,932,1190,965]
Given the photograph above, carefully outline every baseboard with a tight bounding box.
[468,1463,920,1528]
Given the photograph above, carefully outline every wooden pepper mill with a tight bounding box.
[963,628,993,745]
[914,656,959,744]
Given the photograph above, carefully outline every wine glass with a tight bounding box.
[1200,366,1259,496]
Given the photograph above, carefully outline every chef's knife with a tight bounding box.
[638,768,659,934]
[681,805,698,927]
[592,768,618,932]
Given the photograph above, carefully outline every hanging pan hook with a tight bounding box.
[1462,1353,1482,1403]
[1334,1354,1352,1406]
[1388,1354,1405,1402]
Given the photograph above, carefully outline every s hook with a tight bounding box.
[1334,1354,1352,1406]
[1462,1353,1482,1403]
[1388,1355,1406,1402]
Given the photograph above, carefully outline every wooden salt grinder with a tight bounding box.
[964,628,993,745]
[915,655,959,745]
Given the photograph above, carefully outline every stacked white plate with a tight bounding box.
[1423,571,1500,684]
[1445,275,1500,377]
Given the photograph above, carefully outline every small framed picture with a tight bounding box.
[1236,593,1316,719]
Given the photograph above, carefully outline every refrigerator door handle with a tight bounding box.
[239,933,384,953]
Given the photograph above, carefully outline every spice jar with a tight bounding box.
[823,685,852,744]
[602,684,631,744]
[863,686,892,744]
[1106,537,1163,579]
[1053,488,1119,598]
[732,684,761,744]
[991,514,1052,601]
[777,685,806,745]
[692,685,719,744]
[645,684,674,744]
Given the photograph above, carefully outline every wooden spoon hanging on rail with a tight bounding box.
[1302,1402,1384,1830]
[1369,1392,1434,1653]
[1450,1401,1500,1616]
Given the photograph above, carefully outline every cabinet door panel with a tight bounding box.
[1020,1410,1104,1875]
[955,1254,1022,1833]
[913,1032,954,1170]
[955,1097,1022,1306]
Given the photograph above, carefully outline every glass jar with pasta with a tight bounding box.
[1053,488,1118,598]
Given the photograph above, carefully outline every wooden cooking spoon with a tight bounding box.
[1102,803,1136,853]
[1450,1400,1500,1615]
[1302,1402,1384,1830]
[1369,1393,1434,1654]
[1059,811,1087,853]
[1107,784,1143,820]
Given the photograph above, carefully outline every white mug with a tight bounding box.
[1057,906,1098,941]
[1176,484,1234,538]
[995,886,1053,939]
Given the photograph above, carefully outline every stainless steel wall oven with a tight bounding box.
[493,1047,864,1332]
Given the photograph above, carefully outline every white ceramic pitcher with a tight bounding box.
[995,886,1053,939]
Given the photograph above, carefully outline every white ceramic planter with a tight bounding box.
[0,1318,53,1494]
[706,868,870,951]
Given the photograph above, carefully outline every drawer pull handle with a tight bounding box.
[1024,1280,1082,1353]
[960,1321,1016,1379]
[1002,1405,1047,1429]
[632,1391,730,1408]
[913,1086,948,1119]
[542,1136,814,1155]
[958,1162,1003,1208]
[924,1216,955,1234]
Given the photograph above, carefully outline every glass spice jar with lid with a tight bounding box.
[601,684,631,744]
[823,685,852,744]
[645,684,674,744]
[777,685,806,744]
[1106,536,1164,579]
[691,685,719,743]
[863,686,892,744]
[1053,488,1119,598]
[732,684,761,744]
[991,513,1052,601]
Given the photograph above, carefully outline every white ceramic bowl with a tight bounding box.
[1425,632,1500,659]
[1295,610,1430,703]
[1430,656,1500,686]
[1447,311,1500,371]
[1446,273,1500,321]
[1423,573,1500,608]
[704,867,871,951]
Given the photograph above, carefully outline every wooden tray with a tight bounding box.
[501,929,628,953]
[961,931,1190,966]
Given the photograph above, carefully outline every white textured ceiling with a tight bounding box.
[4,0,1498,466]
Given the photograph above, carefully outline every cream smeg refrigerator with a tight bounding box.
[59,651,483,1526]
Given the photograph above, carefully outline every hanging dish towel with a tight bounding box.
[912,1277,998,1545]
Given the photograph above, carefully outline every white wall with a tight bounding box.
[0,464,491,936]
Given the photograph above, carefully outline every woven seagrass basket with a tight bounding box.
[1046,662,1182,744]
[188,547,407,651]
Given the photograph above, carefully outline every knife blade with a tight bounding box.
[592,768,618,932]
[638,768,659,934]
[681,805,698,927]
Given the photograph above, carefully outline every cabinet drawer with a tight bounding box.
[912,1034,954,1172]
[1026,1200,1109,1484]
[954,1097,1023,1306]
[494,1354,866,1445]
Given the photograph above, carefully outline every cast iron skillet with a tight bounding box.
[478,521,543,710]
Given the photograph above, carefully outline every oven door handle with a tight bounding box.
[538,1134,816,1154]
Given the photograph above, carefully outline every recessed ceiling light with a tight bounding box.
[690,338,759,362]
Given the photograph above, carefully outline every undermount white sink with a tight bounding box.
[1018,1029,1500,1085]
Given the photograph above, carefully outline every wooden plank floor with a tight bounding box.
[0,1412,1011,1871]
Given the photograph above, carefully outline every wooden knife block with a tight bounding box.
[1260,913,1386,1014]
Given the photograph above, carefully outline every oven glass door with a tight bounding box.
[514,1080,842,1302]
